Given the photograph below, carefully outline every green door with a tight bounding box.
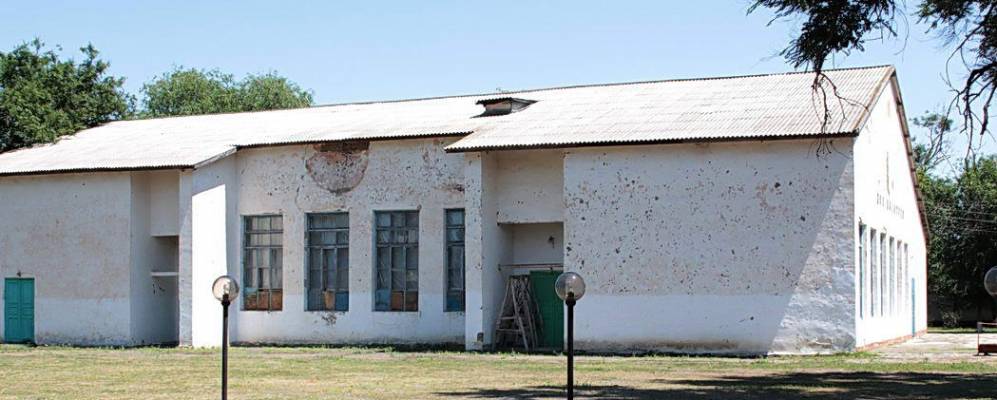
[4,278,34,343]
[530,271,563,349]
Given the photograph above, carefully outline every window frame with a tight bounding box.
[887,236,897,316]
[305,212,350,312]
[373,210,420,312]
[858,223,866,319]
[444,208,466,312]
[870,228,878,317]
[903,243,910,314]
[879,232,887,317]
[242,214,284,312]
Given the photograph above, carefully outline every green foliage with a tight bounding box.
[140,68,313,118]
[922,155,997,318]
[911,112,954,172]
[750,1,997,138]
[0,39,131,152]
[748,0,898,72]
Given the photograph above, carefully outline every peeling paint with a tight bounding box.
[305,141,369,194]
[320,312,337,327]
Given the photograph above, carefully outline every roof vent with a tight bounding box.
[475,97,536,117]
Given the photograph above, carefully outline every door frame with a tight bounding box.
[4,277,35,344]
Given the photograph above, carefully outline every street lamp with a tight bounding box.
[985,267,997,321]
[985,267,997,300]
[212,275,239,400]
[555,272,586,400]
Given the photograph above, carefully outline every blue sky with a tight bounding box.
[2,0,993,165]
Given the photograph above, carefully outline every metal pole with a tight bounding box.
[222,296,230,400]
[566,295,575,400]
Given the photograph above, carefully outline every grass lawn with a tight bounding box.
[929,326,992,334]
[2,344,997,399]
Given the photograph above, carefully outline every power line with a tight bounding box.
[931,215,997,225]
[930,207,997,218]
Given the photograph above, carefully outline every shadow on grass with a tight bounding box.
[438,372,997,399]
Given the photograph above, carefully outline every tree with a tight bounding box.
[140,68,313,118]
[912,112,954,172]
[750,1,997,153]
[924,156,997,321]
[0,39,131,152]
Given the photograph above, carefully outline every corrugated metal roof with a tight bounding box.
[446,66,893,152]
[0,65,894,176]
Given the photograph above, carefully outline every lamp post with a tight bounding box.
[212,275,240,400]
[554,272,586,400]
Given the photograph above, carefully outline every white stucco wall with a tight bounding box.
[223,138,466,344]
[464,152,512,349]
[494,150,564,224]
[853,80,928,347]
[0,173,134,345]
[506,223,564,266]
[562,139,857,354]
[179,157,240,347]
[129,171,180,345]
[149,170,180,237]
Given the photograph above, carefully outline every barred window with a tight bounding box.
[306,213,349,311]
[243,215,283,311]
[445,209,465,312]
[374,211,419,311]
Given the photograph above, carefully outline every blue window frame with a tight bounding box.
[445,209,465,312]
[306,212,350,311]
[374,211,419,311]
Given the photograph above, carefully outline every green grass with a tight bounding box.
[1,345,996,399]
[929,326,986,334]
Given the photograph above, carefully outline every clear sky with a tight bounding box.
[2,0,994,167]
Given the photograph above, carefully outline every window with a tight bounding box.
[445,209,465,312]
[858,224,866,319]
[243,215,283,311]
[374,211,419,311]
[889,237,895,316]
[880,233,887,316]
[903,243,910,313]
[306,213,350,311]
[870,228,878,317]
[897,240,905,315]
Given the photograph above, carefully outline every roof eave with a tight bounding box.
[443,131,860,153]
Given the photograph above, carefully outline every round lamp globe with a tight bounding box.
[985,267,997,298]
[555,272,586,301]
[212,275,240,303]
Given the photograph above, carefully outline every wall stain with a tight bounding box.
[321,312,338,327]
[305,141,370,194]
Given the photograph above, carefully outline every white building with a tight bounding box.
[0,65,926,354]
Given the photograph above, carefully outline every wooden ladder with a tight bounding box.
[494,275,541,350]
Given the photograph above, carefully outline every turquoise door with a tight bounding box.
[4,278,34,343]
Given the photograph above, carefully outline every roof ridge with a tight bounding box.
[108,65,895,125]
